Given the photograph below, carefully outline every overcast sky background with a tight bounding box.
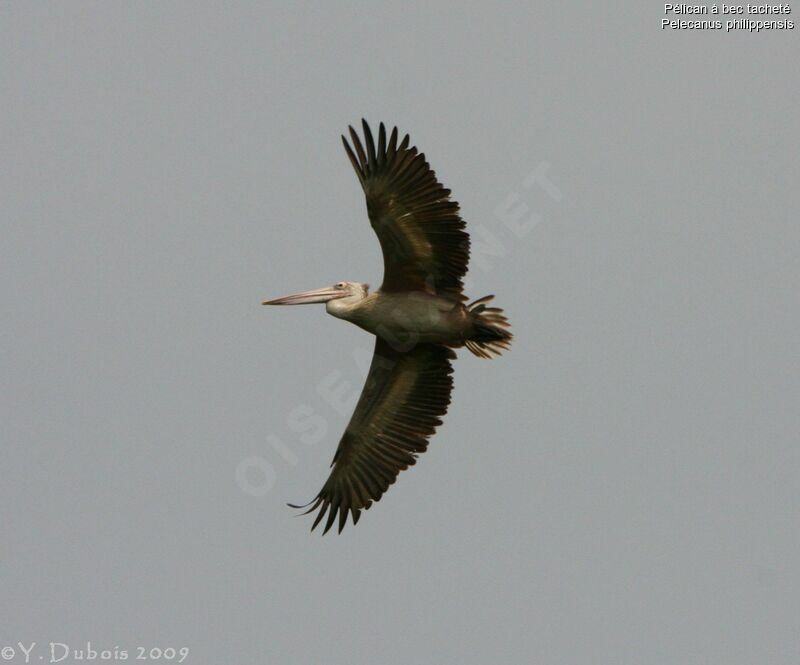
[2,3,798,664]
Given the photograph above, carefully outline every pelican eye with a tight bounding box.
[335,282,346,289]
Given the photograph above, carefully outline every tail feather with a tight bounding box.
[466,295,512,359]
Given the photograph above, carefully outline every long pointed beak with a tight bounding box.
[262,286,343,306]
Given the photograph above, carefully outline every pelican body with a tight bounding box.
[267,284,501,350]
[263,121,512,533]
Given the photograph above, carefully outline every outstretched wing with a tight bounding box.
[292,338,456,534]
[342,120,471,302]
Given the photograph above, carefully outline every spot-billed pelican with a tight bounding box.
[263,121,512,533]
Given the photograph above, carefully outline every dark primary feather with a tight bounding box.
[291,338,456,534]
[342,120,471,302]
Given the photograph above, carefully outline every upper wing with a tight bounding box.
[293,338,456,534]
[342,120,471,302]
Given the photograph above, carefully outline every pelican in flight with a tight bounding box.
[263,120,512,533]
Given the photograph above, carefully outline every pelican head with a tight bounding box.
[262,281,368,313]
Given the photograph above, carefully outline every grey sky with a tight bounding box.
[2,3,798,664]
